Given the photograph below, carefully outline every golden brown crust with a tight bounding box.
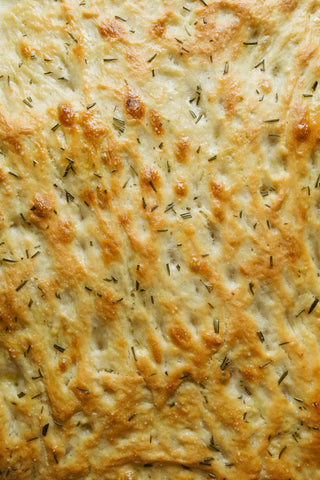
[0,0,320,479]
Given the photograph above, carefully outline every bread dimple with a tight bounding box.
[0,1,320,479]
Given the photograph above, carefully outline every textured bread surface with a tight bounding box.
[1,0,320,479]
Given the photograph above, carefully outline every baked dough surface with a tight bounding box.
[0,0,320,479]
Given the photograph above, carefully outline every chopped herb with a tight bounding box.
[113,117,125,134]
[31,393,42,399]
[263,118,280,123]
[249,282,254,295]
[214,319,220,333]
[27,437,39,442]
[68,32,78,43]
[65,190,75,202]
[224,62,229,74]
[17,392,26,398]
[294,397,303,403]
[84,285,93,292]
[254,59,265,71]
[131,346,137,361]
[303,94,313,98]
[195,113,203,124]
[23,98,33,108]
[103,58,118,62]
[2,258,17,263]
[51,123,61,132]
[278,370,288,385]
[54,344,65,353]
[112,297,123,304]
[115,15,126,21]
[278,445,287,459]
[270,255,273,267]
[130,165,138,176]
[104,276,118,283]
[199,0,208,5]
[201,280,213,292]
[259,360,272,369]
[128,413,137,421]
[301,185,311,195]
[16,280,28,292]
[8,171,20,178]
[208,155,217,162]
[20,213,31,225]
[42,424,49,436]
[244,386,252,395]
[166,263,170,275]
[165,202,174,212]
[142,197,146,209]
[86,102,96,110]
[151,205,158,212]
[157,229,168,232]
[221,356,232,370]
[208,436,220,452]
[53,453,59,464]
[28,299,33,308]
[149,180,157,192]
[32,369,43,380]
[181,212,192,219]
[147,53,157,63]
[243,41,258,45]
[63,162,74,177]
[76,387,90,394]
[312,80,318,91]
[279,341,290,346]
[308,298,319,314]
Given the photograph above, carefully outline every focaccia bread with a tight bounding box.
[0,0,320,479]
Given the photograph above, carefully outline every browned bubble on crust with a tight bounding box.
[174,135,190,162]
[58,103,76,127]
[149,110,163,135]
[30,193,55,219]
[124,89,145,120]
[98,19,125,38]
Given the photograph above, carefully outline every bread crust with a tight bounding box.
[0,1,320,479]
